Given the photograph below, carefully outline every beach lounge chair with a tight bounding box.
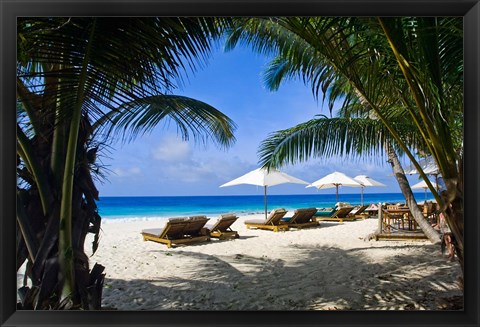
[141,216,210,248]
[279,208,319,229]
[207,213,239,239]
[313,206,355,223]
[349,205,369,219]
[185,215,211,236]
[365,203,379,217]
[244,208,289,232]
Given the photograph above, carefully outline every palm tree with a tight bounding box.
[17,17,236,309]
[225,17,464,271]
[258,114,442,243]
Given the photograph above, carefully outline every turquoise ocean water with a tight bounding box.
[97,192,431,220]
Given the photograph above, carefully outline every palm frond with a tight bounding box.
[17,17,231,126]
[258,117,422,169]
[378,17,462,182]
[96,95,237,149]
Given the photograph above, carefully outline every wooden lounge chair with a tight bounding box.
[141,216,210,248]
[185,215,211,236]
[207,213,239,239]
[313,208,336,217]
[349,205,369,219]
[244,208,289,232]
[280,208,319,229]
[313,206,355,223]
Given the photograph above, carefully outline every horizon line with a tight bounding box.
[98,191,429,198]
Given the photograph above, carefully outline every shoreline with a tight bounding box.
[99,201,435,222]
[96,194,437,221]
[86,212,462,310]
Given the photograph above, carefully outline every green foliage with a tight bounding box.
[258,116,423,168]
[227,16,465,272]
[97,95,236,148]
[16,17,237,310]
[226,17,462,182]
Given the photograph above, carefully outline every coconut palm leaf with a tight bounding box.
[258,116,424,169]
[17,17,232,124]
[379,17,462,182]
[95,95,236,148]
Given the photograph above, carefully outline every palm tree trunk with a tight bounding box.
[448,196,464,274]
[386,142,441,244]
[441,153,464,275]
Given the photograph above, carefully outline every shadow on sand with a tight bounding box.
[100,242,462,311]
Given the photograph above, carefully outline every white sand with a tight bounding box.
[86,213,462,310]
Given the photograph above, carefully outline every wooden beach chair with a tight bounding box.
[185,215,211,236]
[244,208,289,232]
[141,216,210,248]
[313,206,355,223]
[349,205,369,219]
[207,213,239,240]
[313,208,336,217]
[279,208,319,229]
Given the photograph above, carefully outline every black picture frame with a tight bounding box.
[2,1,479,326]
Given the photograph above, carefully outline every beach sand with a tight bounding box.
[86,213,462,310]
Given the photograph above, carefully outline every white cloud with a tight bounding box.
[151,136,191,162]
[162,162,213,183]
[129,167,141,174]
[112,167,142,177]
[150,153,253,186]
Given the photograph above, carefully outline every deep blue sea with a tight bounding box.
[96,192,430,220]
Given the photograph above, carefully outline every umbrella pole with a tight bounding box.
[361,187,364,206]
[336,185,339,202]
[264,185,267,220]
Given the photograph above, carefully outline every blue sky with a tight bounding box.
[97,46,425,197]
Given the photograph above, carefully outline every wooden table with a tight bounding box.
[382,208,416,232]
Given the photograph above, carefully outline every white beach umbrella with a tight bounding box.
[220,168,309,219]
[306,171,362,202]
[353,175,386,205]
[411,179,439,201]
[404,156,442,192]
[404,156,440,175]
